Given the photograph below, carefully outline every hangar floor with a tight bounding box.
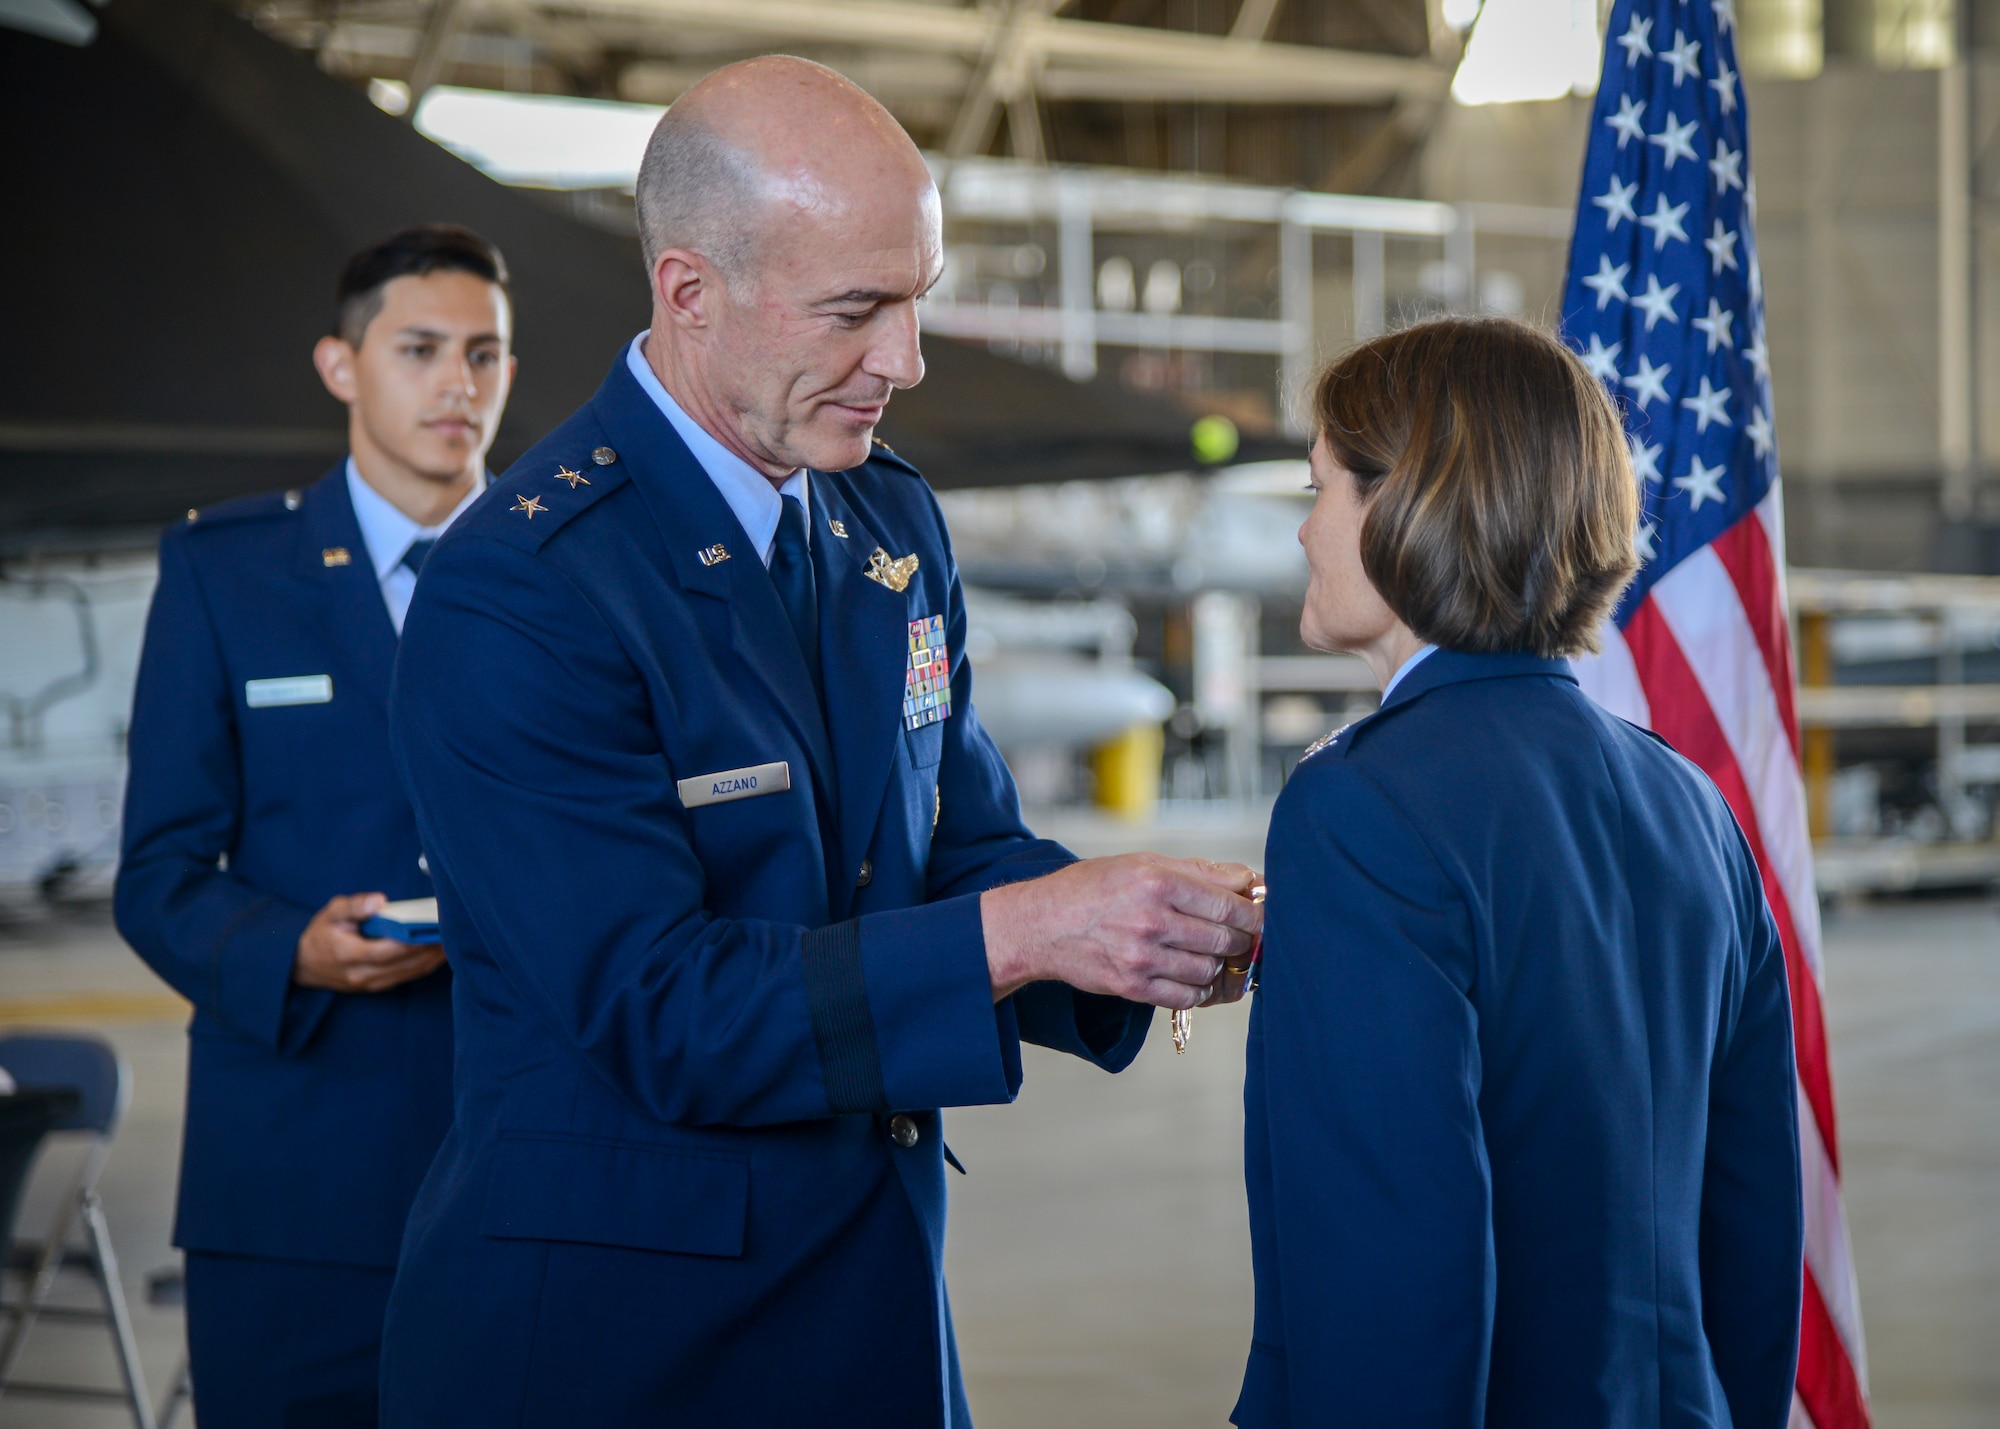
[0,817,1992,1428]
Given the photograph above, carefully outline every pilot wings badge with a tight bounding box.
[864,547,920,593]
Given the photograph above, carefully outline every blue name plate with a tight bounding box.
[677,761,790,809]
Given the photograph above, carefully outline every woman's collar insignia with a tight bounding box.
[1302,722,1353,761]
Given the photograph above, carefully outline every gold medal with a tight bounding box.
[1172,882,1265,1054]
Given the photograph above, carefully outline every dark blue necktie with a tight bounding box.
[400,538,437,576]
[769,494,821,703]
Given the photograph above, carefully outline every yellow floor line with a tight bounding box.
[0,992,189,1025]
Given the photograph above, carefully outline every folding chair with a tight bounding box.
[0,1092,74,1255]
[145,1265,190,1429]
[0,1030,156,1429]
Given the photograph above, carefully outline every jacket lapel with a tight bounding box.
[812,479,915,913]
[298,466,398,710]
[594,364,839,807]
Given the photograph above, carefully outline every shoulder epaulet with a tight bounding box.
[474,443,628,553]
[180,487,298,533]
[865,435,925,482]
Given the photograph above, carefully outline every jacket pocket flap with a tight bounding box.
[905,718,944,769]
[480,1135,748,1258]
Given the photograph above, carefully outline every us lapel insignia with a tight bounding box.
[865,547,920,593]
[827,518,849,539]
[321,546,351,567]
[697,543,731,567]
[512,494,547,519]
[904,615,952,731]
[552,465,590,489]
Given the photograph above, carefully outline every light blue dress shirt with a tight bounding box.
[344,460,484,636]
[1381,643,1439,703]
[626,333,809,568]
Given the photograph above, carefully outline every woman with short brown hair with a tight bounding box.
[1233,318,1804,1428]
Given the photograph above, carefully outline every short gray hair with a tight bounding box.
[635,106,762,282]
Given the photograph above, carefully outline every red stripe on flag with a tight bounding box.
[1799,1263,1871,1429]
[1624,598,1841,1172]
[1711,514,1803,759]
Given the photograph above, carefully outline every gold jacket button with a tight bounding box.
[889,1114,919,1149]
[855,858,873,888]
[592,446,618,466]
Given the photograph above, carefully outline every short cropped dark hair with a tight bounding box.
[333,224,510,346]
[1312,317,1638,659]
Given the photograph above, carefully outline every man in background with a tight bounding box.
[116,224,514,1427]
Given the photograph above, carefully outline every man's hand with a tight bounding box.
[980,854,1263,1009]
[293,893,446,993]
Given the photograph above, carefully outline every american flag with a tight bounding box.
[1559,0,1869,1424]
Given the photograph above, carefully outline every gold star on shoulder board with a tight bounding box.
[552,465,589,489]
[512,494,548,519]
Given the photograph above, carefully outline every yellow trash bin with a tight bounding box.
[1091,723,1165,821]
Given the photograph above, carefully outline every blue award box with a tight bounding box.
[359,897,442,945]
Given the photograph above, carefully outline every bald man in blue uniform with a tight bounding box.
[380,58,1260,1428]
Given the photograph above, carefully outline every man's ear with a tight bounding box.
[653,251,713,333]
[313,335,359,405]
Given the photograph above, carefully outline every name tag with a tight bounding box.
[245,675,333,708]
[677,761,790,809]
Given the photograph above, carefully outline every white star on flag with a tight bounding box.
[1742,327,1770,381]
[1649,113,1700,168]
[1623,353,1672,408]
[1692,297,1736,353]
[1583,255,1632,309]
[1617,14,1655,62]
[1710,57,1739,113]
[1672,454,1727,509]
[1634,519,1659,561]
[1704,219,1740,275]
[1640,193,1691,250]
[1745,404,1776,458]
[1605,94,1648,148]
[1628,433,1664,483]
[1709,140,1745,193]
[1582,333,1624,382]
[1660,29,1702,84]
[1632,273,1682,330]
[1682,374,1733,430]
[1711,0,1736,33]
[1594,175,1641,229]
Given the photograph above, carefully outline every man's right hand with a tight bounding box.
[293,892,447,993]
[980,854,1263,1010]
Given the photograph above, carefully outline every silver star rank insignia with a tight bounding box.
[1301,723,1351,761]
[552,466,589,489]
[512,494,548,519]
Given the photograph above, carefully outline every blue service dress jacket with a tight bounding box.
[380,353,1150,1428]
[1235,650,1804,1429]
[115,468,454,1268]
